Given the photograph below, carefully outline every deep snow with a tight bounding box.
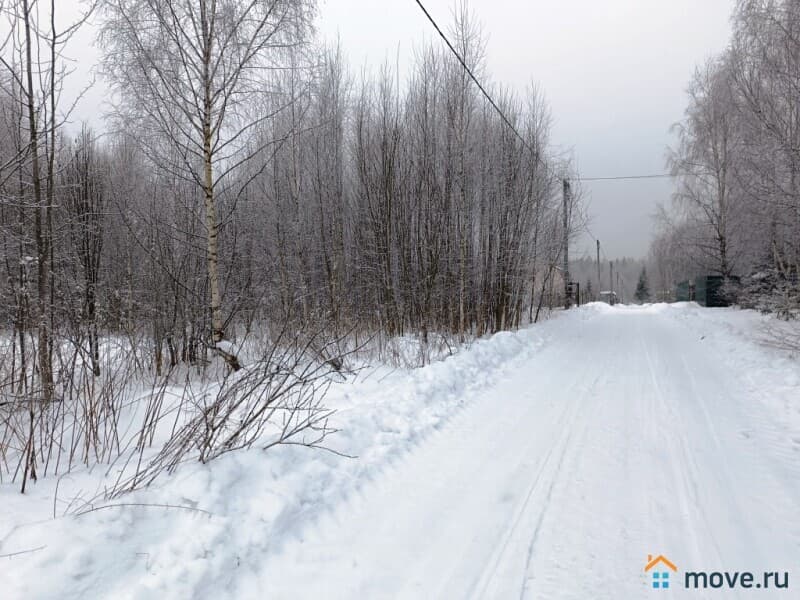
[1,303,799,599]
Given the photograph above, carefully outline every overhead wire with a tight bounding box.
[577,174,676,182]
[414,1,681,185]
[413,0,535,155]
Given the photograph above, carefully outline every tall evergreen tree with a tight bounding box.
[635,267,651,303]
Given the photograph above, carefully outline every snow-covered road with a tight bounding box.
[262,305,800,599]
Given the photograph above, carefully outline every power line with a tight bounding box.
[413,0,534,154]
[577,173,675,182]
[413,1,678,187]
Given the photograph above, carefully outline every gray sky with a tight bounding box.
[64,0,734,259]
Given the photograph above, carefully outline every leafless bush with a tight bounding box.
[760,321,800,356]
[0,330,159,490]
[102,324,348,498]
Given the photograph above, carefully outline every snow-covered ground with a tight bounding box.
[2,303,799,598]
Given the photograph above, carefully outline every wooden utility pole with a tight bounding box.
[617,272,622,303]
[596,239,601,301]
[563,179,571,308]
[609,261,614,304]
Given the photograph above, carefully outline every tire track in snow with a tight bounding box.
[470,336,614,600]
[464,385,578,600]
[677,351,766,569]
[515,370,607,600]
[640,329,727,573]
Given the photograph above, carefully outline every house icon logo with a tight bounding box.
[645,554,678,589]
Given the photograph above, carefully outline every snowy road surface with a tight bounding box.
[2,304,799,599]
[263,305,800,599]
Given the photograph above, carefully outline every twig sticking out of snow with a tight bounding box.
[0,545,47,559]
[75,502,212,518]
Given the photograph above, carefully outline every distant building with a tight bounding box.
[675,280,695,302]
[599,290,618,305]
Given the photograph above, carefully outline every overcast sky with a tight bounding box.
[64,0,734,259]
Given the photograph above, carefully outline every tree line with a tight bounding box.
[652,0,800,317]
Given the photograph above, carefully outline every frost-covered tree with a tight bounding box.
[668,59,746,279]
[659,0,800,321]
[99,0,315,369]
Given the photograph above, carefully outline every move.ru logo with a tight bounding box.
[644,554,788,591]
[645,554,678,589]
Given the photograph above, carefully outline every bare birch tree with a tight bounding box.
[669,59,745,277]
[99,0,315,369]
